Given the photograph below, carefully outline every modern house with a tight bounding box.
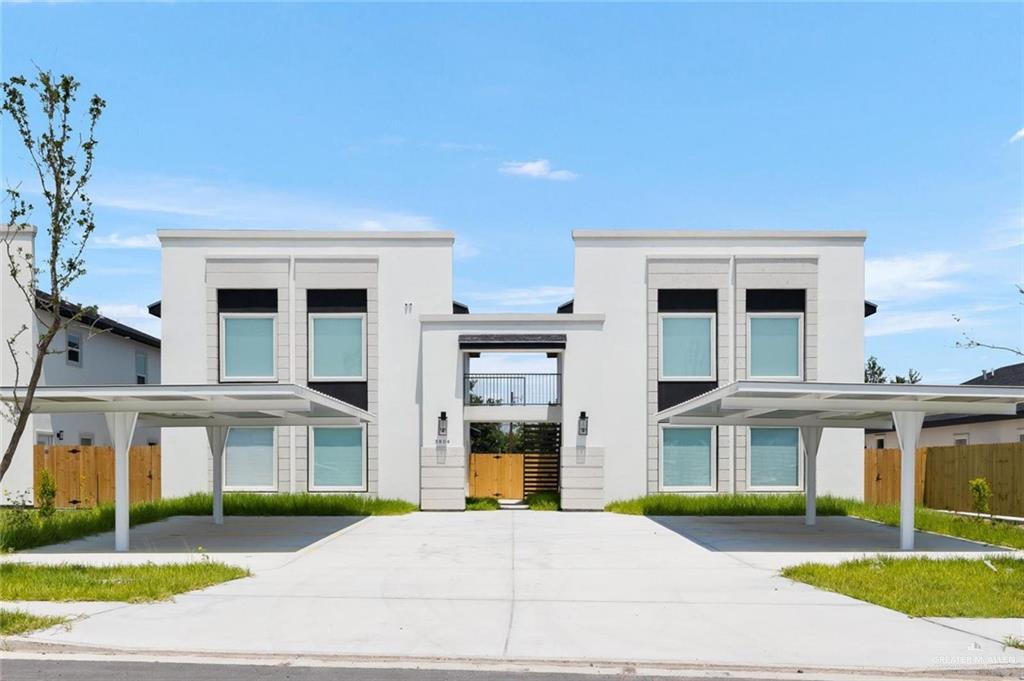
[1,226,162,504]
[866,362,1024,448]
[154,228,868,510]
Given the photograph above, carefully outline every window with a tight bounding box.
[749,427,801,490]
[748,314,803,379]
[659,313,715,380]
[875,437,885,449]
[309,426,365,491]
[953,434,969,446]
[80,434,94,446]
[224,427,276,491]
[660,426,715,491]
[135,350,148,385]
[1019,433,1024,443]
[308,314,365,381]
[220,314,276,382]
[66,332,82,366]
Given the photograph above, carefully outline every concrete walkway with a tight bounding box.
[5,512,1021,672]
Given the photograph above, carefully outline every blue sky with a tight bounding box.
[2,2,1021,383]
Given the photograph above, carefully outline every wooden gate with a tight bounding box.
[521,422,560,495]
[469,453,524,500]
[34,444,161,508]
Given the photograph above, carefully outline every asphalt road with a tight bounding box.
[1,660,764,681]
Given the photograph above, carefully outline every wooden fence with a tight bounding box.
[864,442,1023,517]
[33,444,161,508]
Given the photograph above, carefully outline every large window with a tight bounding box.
[659,313,715,380]
[309,426,365,491]
[749,427,800,490]
[220,314,276,381]
[308,313,365,381]
[224,427,276,491]
[748,314,802,379]
[660,426,715,491]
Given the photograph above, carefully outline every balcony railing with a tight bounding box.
[464,373,561,406]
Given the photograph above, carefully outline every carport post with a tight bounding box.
[104,412,139,552]
[893,411,925,551]
[206,426,229,525]
[799,426,823,526]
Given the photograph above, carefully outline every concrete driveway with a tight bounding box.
[5,512,1021,673]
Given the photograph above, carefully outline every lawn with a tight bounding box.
[0,609,67,636]
[1,492,417,552]
[466,496,500,510]
[605,494,1024,550]
[781,556,1024,618]
[0,562,250,602]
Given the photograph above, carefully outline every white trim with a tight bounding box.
[746,312,804,380]
[35,430,55,446]
[658,312,717,381]
[222,425,278,492]
[307,313,367,382]
[307,424,367,493]
[219,313,278,383]
[746,426,804,492]
[659,424,717,492]
[66,331,82,367]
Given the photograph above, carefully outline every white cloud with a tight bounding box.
[92,233,160,249]
[454,240,481,260]
[498,159,577,181]
[464,285,573,309]
[865,310,959,337]
[865,252,968,303]
[96,303,160,337]
[88,174,440,232]
[1010,128,1024,144]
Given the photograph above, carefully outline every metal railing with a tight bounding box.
[464,373,561,406]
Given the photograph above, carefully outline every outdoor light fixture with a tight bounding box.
[577,411,589,437]
[56,430,64,441]
[437,411,448,438]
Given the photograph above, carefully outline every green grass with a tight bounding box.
[781,556,1024,618]
[0,609,67,636]
[1,492,417,552]
[0,561,250,603]
[605,493,850,517]
[465,496,501,511]
[605,494,1024,549]
[525,491,559,511]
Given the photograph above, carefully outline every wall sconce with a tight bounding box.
[577,411,589,437]
[437,411,448,438]
[56,430,64,441]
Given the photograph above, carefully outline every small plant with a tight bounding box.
[37,470,56,519]
[1004,635,1024,651]
[968,477,993,518]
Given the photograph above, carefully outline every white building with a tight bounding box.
[866,362,1024,448]
[1,226,161,503]
[155,228,868,510]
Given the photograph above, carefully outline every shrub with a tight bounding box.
[37,470,57,519]
[968,477,992,517]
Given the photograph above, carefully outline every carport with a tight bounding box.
[656,381,1024,549]
[0,384,374,551]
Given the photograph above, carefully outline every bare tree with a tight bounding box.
[954,286,1024,358]
[1,71,105,482]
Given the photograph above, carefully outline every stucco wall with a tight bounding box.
[868,418,1024,448]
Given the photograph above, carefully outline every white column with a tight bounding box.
[206,426,229,525]
[104,412,139,552]
[893,411,925,551]
[799,426,823,526]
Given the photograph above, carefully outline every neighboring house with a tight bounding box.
[155,228,868,509]
[866,362,1024,448]
[1,226,161,503]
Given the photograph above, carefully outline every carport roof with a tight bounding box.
[0,383,375,427]
[656,380,1024,430]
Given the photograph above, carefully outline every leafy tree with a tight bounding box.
[865,356,921,384]
[1,71,105,483]
[955,286,1023,358]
